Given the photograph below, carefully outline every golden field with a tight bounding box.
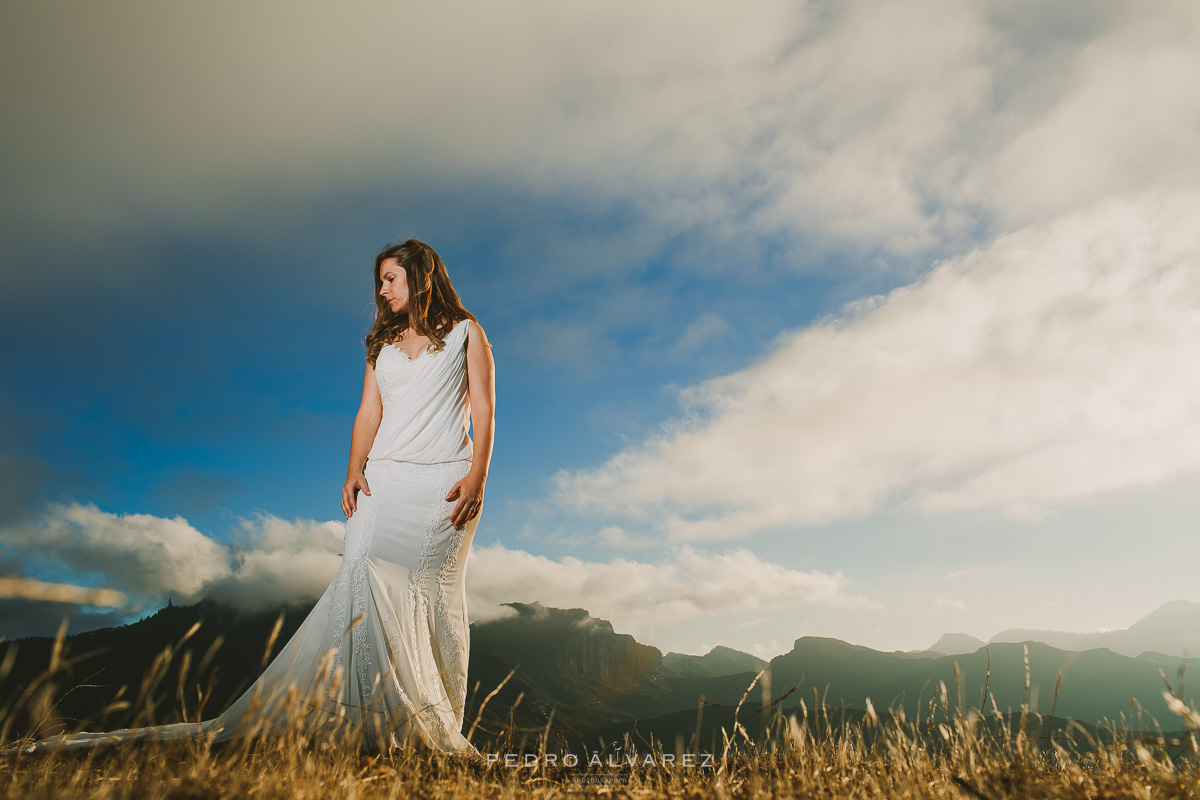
[2,658,1198,800]
[1,711,1198,799]
[2,607,1199,798]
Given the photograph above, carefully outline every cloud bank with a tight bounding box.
[535,1,1200,540]
[466,542,863,645]
[0,503,343,615]
[0,503,855,643]
[7,1,1197,293]
[554,192,1200,539]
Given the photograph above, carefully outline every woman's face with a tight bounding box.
[379,258,409,313]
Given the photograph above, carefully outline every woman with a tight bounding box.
[5,239,494,756]
[332,238,494,753]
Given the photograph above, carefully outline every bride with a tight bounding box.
[6,239,495,756]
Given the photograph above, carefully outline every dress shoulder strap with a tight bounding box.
[455,317,472,344]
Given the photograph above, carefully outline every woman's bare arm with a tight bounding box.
[447,319,495,528]
[342,360,383,518]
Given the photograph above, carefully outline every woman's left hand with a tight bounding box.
[446,469,486,530]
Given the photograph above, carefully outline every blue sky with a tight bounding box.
[3,0,1200,658]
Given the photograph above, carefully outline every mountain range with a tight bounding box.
[927,601,1200,658]
[1,599,1196,750]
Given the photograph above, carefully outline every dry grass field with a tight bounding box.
[2,652,1199,800]
[1,708,1198,799]
[2,610,1198,798]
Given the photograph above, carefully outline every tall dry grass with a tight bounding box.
[1,621,1198,799]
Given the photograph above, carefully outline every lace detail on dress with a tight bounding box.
[438,524,469,716]
[364,458,468,483]
[410,501,449,747]
[375,345,419,407]
[326,478,378,723]
[367,458,471,750]
[329,460,432,742]
[350,499,379,737]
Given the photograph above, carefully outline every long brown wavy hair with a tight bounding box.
[365,239,477,367]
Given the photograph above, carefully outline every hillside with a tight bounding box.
[2,599,1195,749]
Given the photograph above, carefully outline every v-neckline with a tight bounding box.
[391,341,430,361]
[388,319,468,361]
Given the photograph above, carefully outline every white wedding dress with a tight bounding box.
[7,319,482,756]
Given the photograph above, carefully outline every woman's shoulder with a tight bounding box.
[465,318,492,349]
[438,317,474,351]
[436,316,488,348]
[450,316,480,336]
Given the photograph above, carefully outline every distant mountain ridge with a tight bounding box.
[662,645,768,678]
[987,600,1200,658]
[770,635,1194,727]
[2,598,1196,748]
[928,632,987,655]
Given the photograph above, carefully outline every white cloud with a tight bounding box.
[0,0,803,264]
[0,503,229,601]
[0,503,862,649]
[8,0,1196,293]
[205,513,344,611]
[596,525,658,550]
[745,640,784,661]
[466,542,864,644]
[0,503,343,613]
[975,2,1200,231]
[553,192,1200,538]
[671,312,736,357]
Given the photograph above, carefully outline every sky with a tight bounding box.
[2,0,1200,660]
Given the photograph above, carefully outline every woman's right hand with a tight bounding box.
[342,473,371,519]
